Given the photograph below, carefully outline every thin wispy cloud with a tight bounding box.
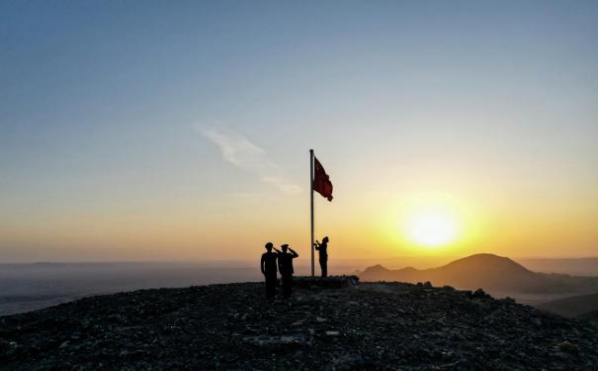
[201,128,302,195]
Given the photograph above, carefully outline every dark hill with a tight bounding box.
[579,310,598,325]
[359,254,598,294]
[537,292,598,318]
[1,278,598,370]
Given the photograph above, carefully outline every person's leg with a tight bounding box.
[320,258,328,277]
[266,274,276,298]
[265,278,269,297]
[282,276,291,298]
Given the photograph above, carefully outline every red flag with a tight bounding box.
[313,157,333,201]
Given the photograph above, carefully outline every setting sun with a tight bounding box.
[404,210,460,248]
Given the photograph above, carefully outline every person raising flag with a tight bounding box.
[314,236,330,277]
[310,150,334,277]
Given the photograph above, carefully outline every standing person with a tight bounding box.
[261,242,278,298]
[314,236,329,278]
[277,244,299,298]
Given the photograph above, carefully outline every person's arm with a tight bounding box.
[314,241,320,251]
[289,248,299,258]
[260,254,266,275]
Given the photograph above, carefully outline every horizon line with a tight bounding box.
[3,254,598,265]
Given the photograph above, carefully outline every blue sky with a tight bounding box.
[1,1,597,262]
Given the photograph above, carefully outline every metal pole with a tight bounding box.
[310,149,315,277]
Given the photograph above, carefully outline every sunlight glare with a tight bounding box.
[404,210,460,248]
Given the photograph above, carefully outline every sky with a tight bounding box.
[1,1,597,263]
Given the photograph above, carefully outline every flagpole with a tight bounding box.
[310,149,315,277]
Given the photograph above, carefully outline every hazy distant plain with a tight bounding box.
[1,257,597,316]
[0,261,358,316]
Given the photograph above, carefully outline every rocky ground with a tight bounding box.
[1,277,598,370]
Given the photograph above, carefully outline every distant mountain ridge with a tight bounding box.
[359,253,598,294]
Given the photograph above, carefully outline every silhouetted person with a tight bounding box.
[314,236,329,278]
[261,242,278,298]
[277,244,299,298]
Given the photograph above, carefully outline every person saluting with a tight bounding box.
[277,244,299,298]
[261,242,278,298]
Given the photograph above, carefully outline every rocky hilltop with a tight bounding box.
[1,277,598,370]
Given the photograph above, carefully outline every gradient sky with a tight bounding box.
[1,1,597,262]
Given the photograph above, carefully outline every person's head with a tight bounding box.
[323,236,329,243]
[281,244,289,252]
[265,242,273,252]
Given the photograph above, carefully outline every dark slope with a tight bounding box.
[579,310,598,325]
[359,254,598,294]
[2,279,598,370]
[537,292,598,318]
